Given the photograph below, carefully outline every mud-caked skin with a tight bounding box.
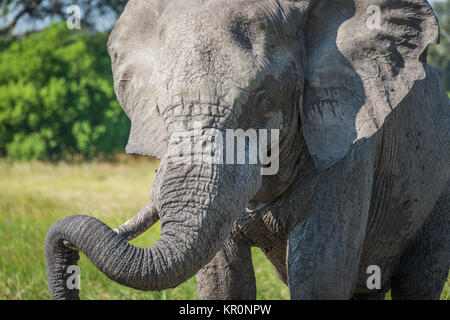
[46,0,449,300]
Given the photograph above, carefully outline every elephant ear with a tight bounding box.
[302,0,439,170]
[108,0,170,159]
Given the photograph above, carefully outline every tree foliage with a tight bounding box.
[429,0,450,91]
[0,23,129,160]
[0,1,448,161]
[0,0,126,36]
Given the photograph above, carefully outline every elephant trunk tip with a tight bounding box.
[45,216,89,300]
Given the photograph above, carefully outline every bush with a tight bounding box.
[0,23,130,160]
[428,1,450,91]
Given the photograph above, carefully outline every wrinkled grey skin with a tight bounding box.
[46,0,450,300]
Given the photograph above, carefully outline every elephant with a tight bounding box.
[45,0,450,300]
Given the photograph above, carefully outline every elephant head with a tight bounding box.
[46,0,438,299]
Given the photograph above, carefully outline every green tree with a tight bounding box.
[429,0,450,91]
[0,0,126,36]
[0,22,129,160]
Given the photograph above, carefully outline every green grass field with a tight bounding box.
[0,158,448,300]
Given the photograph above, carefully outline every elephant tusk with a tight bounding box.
[113,200,160,241]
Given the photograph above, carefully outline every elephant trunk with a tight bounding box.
[45,127,261,299]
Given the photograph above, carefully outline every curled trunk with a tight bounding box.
[46,156,260,299]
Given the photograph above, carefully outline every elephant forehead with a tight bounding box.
[160,0,269,26]
[153,12,258,101]
[162,0,305,36]
[154,1,303,93]
[158,3,266,63]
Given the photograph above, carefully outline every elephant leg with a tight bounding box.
[391,187,450,300]
[287,195,371,299]
[287,155,373,299]
[261,242,288,285]
[196,235,256,300]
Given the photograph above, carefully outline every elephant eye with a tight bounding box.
[229,18,254,51]
[255,90,267,103]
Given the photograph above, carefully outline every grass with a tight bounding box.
[0,158,447,300]
[0,157,289,300]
